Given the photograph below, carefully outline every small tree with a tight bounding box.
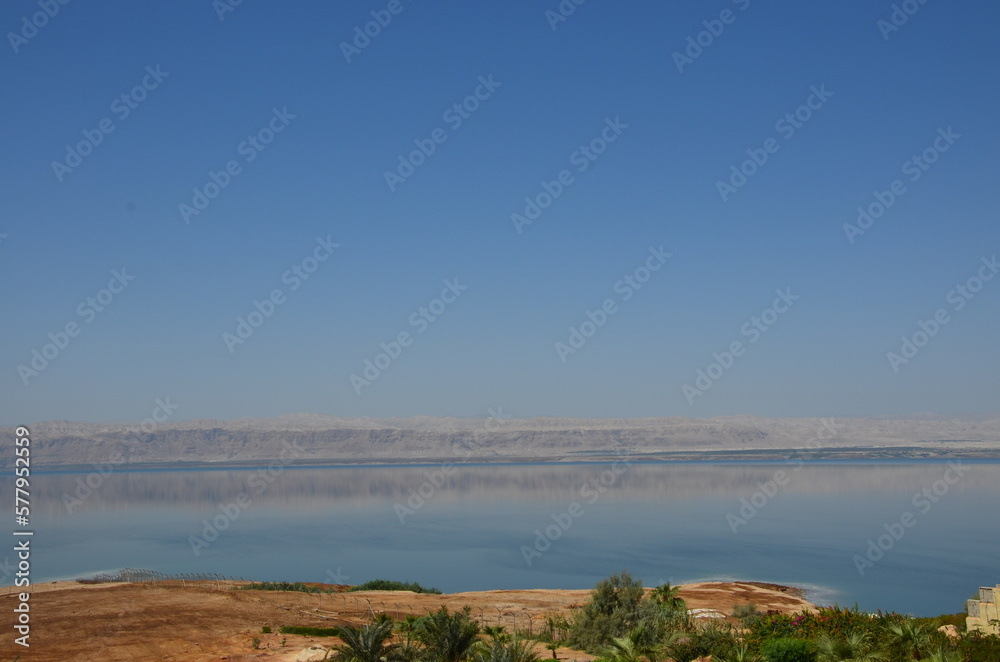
[650,583,686,612]
[333,620,397,662]
[418,606,481,662]
[886,621,934,660]
[601,625,659,662]
[568,571,647,652]
[473,638,540,662]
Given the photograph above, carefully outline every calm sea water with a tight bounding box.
[10,460,999,616]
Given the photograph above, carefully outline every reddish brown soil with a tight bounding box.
[0,580,813,662]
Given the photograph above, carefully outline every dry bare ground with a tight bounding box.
[0,580,813,662]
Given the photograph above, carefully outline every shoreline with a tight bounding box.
[20,449,1000,474]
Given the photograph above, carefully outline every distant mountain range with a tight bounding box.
[7,413,1000,469]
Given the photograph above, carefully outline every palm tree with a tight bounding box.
[719,642,763,662]
[649,583,686,612]
[817,631,885,662]
[483,626,510,644]
[333,620,398,662]
[887,621,934,660]
[473,638,540,662]
[397,615,420,646]
[601,626,658,662]
[395,615,423,662]
[418,607,481,662]
[924,648,961,662]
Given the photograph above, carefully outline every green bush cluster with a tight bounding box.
[759,637,816,662]
[563,571,998,662]
[280,625,343,637]
[327,607,530,662]
[348,579,443,594]
[242,581,317,593]
[746,605,906,648]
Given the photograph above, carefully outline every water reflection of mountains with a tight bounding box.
[23,462,999,515]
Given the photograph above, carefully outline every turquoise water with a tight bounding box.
[12,460,999,616]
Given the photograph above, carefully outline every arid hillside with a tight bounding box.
[5,413,1000,468]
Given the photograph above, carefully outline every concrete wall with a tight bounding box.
[967,585,1000,635]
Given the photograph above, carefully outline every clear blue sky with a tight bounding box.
[2,1,998,426]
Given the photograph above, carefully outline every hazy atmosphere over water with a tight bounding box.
[2,1,999,425]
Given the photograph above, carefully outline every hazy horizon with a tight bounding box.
[11,410,1000,429]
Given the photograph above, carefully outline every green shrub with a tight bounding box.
[279,625,342,637]
[916,612,966,630]
[261,625,271,634]
[732,603,763,628]
[747,605,905,650]
[347,579,442,594]
[241,581,316,593]
[958,631,1000,662]
[667,623,737,661]
[567,571,647,652]
[760,637,816,662]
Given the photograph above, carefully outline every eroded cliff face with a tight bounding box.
[6,413,1000,468]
